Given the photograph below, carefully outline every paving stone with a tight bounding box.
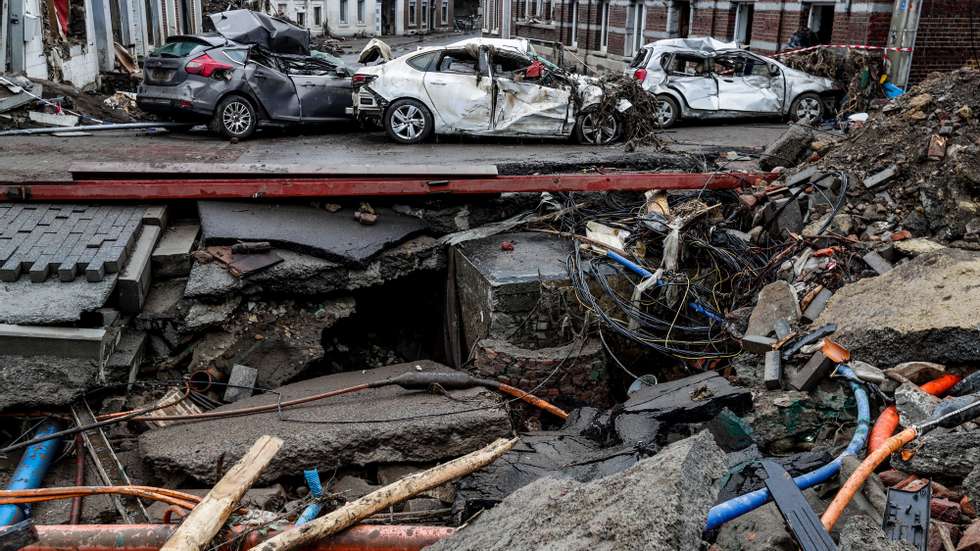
[151,224,199,278]
[118,225,162,314]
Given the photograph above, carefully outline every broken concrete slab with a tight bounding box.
[184,237,445,300]
[0,354,102,410]
[104,329,147,385]
[118,225,162,314]
[454,408,639,519]
[862,250,893,274]
[620,371,753,427]
[151,224,199,278]
[139,361,512,484]
[862,164,900,190]
[894,238,946,257]
[892,429,980,478]
[182,297,240,332]
[839,514,917,551]
[197,201,426,267]
[815,248,980,366]
[760,125,813,171]
[746,280,801,337]
[887,361,946,384]
[0,273,117,324]
[429,431,725,551]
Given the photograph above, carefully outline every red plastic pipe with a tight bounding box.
[868,373,961,453]
[24,524,454,551]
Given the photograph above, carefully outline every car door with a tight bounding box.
[285,57,352,120]
[663,52,718,111]
[422,48,493,133]
[714,53,783,113]
[490,52,572,136]
[245,48,301,121]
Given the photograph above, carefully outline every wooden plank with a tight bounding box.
[160,435,283,551]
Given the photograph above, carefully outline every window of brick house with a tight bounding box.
[624,1,645,57]
[599,0,609,52]
[409,0,416,26]
[733,1,754,45]
[314,6,322,25]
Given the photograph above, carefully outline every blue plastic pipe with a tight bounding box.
[704,365,870,530]
[0,421,63,526]
[295,468,323,526]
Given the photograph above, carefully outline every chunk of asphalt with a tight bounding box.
[197,201,426,267]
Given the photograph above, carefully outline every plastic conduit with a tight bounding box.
[704,365,870,530]
[0,421,63,525]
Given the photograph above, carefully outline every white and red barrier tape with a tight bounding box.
[772,44,914,58]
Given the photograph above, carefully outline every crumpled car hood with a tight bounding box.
[209,10,310,55]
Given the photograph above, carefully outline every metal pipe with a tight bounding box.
[187,367,225,393]
[69,435,85,524]
[0,172,770,202]
[0,421,63,526]
[24,524,455,551]
[0,122,193,137]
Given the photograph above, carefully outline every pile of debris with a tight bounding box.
[0,74,141,131]
[781,48,885,116]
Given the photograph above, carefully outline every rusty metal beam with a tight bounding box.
[24,524,455,551]
[0,172,769,202]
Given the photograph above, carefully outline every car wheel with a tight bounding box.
[213,95,257,140]
[654,95,680,128]
[385,99,433,144]
[575,108,621,145]
[790,93,824,123]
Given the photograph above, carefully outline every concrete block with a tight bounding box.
[105,330,147,385]
[801,288,833,323]
[118,225,162,314]
[788,351,835,391]
[741,335,776,354]
[764,351,782,390]
[0,323,108,363]
[862,251,894,275]
[223,364,258,403]
[151,224,199,279]
[142,206,168,227]
[862,165,899,189]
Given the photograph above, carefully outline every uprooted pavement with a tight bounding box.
[3,66,980,551]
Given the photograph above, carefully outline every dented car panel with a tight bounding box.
[351,38,615,143]
[629,37,839,122]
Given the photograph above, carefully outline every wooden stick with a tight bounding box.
[252,437,518,551]
[160,435,283,551]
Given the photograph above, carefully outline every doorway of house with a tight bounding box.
[809,3,834,44]
[674,1,690,38]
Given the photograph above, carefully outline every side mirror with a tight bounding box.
[769,64,780,77]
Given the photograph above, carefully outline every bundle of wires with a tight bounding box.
[556,191,779,360]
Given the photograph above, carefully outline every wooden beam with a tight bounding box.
[159,435,283,551]
[251,437,518,551]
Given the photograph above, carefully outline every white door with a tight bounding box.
[424,50,493,132]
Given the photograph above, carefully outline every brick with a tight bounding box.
[788,351,835,391]
[956,519,980,551]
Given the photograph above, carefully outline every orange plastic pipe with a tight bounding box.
[23,524,454,551]
[821,426,918,531]
[867,373,961,452]
[496,384,569,420]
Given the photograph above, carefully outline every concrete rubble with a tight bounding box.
[4,56,980,551]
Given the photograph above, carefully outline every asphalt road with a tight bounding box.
[0,121,787,181]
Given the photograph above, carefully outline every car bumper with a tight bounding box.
[351,89,383,118]
[136,83,216,118]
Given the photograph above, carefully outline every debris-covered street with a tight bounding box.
[3,0,980,550]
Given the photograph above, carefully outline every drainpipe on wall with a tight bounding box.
[774,0,784,51]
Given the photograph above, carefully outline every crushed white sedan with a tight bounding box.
[628,37,841,128]
[349,38,626,145]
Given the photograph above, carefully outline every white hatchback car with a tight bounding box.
[349,38,624,145]
[627,37,841,128]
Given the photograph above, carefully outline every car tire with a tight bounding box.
[384,99,433,144]
[654,95,680,129]
[574,107,621,145]
[790,93,824,123]
[213,95,257,140]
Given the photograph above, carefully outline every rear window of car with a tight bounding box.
[407,51,438,71]
[628,48,649,69]
[223,49,248,65]
[152,40,210,58]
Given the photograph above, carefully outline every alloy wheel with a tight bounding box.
[580,112,619,145]
[796,97,822,121]
[222,101,252,136]
[391,104,426,141]
[655,100,674,127]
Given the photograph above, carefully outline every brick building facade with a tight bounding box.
[480,0,979,84]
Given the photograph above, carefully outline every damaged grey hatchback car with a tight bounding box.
[137,10,352,139]
[627,37,841,128]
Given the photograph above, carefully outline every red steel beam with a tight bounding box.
[24,524,454,551]
[0,172,769,202]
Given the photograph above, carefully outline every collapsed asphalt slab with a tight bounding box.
[0,275,117,324]
[197,201,427,267]
[139,361,513,484]
[427,431,725,551]
[814,248,980,366]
